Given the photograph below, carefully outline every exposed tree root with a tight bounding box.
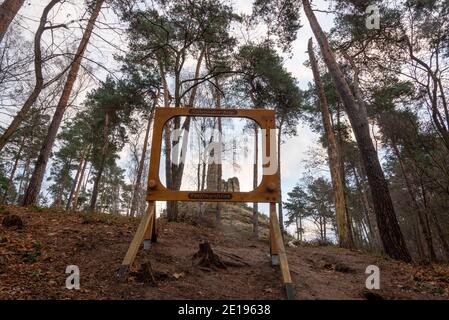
[193,242,251,270]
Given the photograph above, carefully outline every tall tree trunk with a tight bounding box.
[413,215,425,260]
[2,135,25,204]
[277,123,285,235]
[302,0,411,262]
[421,183,449,260]
[82,163,92,194]
[391,142,436,261]
[295,216,299,240]
[55,157,72,208]
[352,165,377,248]
[201,159,206,191]
[169,50,206,220]
[159,59,177,221]
[130,103,156,217]
[215,117,223,225]
[0,0,25,44]
[65,146,88,210]
[72,149,89,210]
[90,164,105,211]
[213,76,223,225]
[0,0,60,152]
[17,156,30,203]
[164,125,176,220]
[323,215,327,241]
[319,217,322,240]
[308,38,354,249]
[188,49,205,107]
[89,112,109,210]
[428,207,449,260]
[138,163,148,216]
[22,0,104,206]
[359,220,371,247]
[252,125,259,239]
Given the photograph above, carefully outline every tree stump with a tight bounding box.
[134,262,157,286]
[2,214,23,229]
[193,242,227,270]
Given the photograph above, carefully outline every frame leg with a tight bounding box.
[118,201,156,278]
[143,202,156,250]
[151,207,158,243]
[269,202,296,300]
[270,211,279,266]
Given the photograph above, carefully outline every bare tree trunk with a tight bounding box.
[391,143,436,261]
[277,123,285,235]
[2,152,19,204]
[421,184,449,260]
[188,49,205,107]
[215,117,223,225]
[429,207,449,260]
[138,162,148,216]
[201,160,206,191]
[0,0,60,152]
[302,0,411,262]
[213,77,222,226]
[82,162,92,194]
[308,38,354,249]
[252,125,259,239]
[22,0,104,206]
[164,125,176,220]
[130,102,156,217]
[2,135,25,204]
[72,149,89,210]
[54,157,72,208]
[352,164,378,248]
[16,156,30,203]
[295,216,299,240]
[90,112,109,210]
[0,0,25,44]
[413,215,425,260]
[158,59,177,221]
[323,215,327,241]
[319,218,323,241]
[65,146,88,210]
[169,50,205,220]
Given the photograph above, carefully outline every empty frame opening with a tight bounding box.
[158,116,264,192]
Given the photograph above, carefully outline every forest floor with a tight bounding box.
[1,204,449,300]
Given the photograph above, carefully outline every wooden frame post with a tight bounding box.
[144,202,157,246]
[118,201,156,278]
[270,203,279,266]
[269,202,295,300]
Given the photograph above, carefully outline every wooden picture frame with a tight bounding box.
[146,107,280,203]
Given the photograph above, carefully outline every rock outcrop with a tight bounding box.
[206,163,240,192]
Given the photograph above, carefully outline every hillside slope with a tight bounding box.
[1,205,448,300]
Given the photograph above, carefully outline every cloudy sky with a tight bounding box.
[232,0,334,213]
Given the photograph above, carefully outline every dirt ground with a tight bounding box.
[1,205,449,300]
